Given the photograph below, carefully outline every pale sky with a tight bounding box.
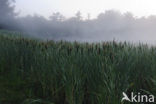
[14,0,156,18]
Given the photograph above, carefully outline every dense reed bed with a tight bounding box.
[0,31,156,104]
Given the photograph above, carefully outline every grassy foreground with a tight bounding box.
[0,31,156,104]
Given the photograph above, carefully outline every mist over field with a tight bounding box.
[1,1,156,104]
[1,0,156,44]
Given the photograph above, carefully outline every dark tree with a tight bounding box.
[0,0,16,29]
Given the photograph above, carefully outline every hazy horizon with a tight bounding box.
[1,0,156,44]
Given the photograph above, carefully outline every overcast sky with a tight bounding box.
[14,0,156,18]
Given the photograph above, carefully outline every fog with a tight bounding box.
[1,0,156,44]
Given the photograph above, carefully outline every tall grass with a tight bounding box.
[0,31,156,104]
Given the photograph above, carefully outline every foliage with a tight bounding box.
[0,31,156,104]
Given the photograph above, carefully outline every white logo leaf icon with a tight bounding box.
[121,92,131,102]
